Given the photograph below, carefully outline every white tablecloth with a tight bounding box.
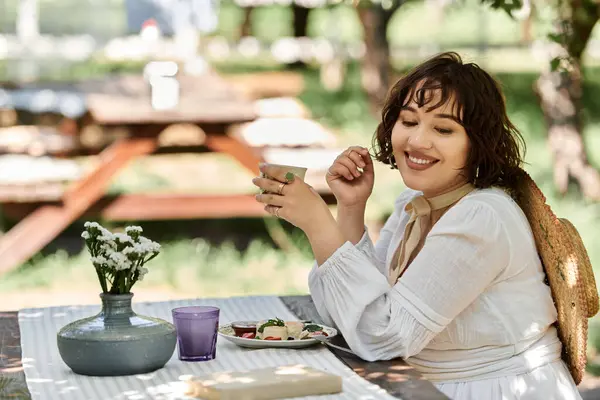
[19,295,398,399]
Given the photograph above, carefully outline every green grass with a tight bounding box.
[0,232,315,297]
[0,376,29,400]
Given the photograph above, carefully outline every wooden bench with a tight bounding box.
[0,74,342,274]
[0,125,76,156]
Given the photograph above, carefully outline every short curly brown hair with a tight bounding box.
[372,52,526,191]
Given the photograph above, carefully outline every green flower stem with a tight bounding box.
[127,275,136,293]
[95,267,108,293]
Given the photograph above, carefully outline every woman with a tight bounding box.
[252,52,582,399]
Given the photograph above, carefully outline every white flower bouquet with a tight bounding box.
[81,222,161,294]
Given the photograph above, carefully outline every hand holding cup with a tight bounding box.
[252,163,331,235]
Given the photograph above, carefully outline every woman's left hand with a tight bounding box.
[252,164,332,235]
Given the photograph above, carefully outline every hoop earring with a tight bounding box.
[474,166,480,184]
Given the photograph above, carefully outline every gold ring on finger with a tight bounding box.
[277,182,286,195]
[274,207,281,218]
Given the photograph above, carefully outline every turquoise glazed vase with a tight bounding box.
[57,293,177,376]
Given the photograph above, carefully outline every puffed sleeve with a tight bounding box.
[307,190,415,326]
[351,205,403,275]
[307,198,511,361]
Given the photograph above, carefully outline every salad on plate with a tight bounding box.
[218,318,337,348]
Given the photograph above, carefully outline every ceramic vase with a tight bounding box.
[57,293,176,376]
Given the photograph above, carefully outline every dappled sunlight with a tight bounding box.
[522,321,543,338]
[386,373,410,383]
[1,366,24,374]
[365,371,385,379]
[389,364,412,371]
[18,311,43,318]
[353,362,428,385]
[565,253,579,288]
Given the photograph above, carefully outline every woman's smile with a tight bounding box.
[404,151,440,171]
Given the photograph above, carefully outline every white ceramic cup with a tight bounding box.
[260,163,307,193]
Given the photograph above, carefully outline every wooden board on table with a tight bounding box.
[87,94,257,125]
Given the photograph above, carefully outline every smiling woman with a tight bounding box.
[288,52,591,400]
[372,52,525,198]
[250,52,594,399]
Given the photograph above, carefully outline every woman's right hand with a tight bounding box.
[326,146,375,208]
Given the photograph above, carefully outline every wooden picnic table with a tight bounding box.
[0,294,448,400]
[0,73,336,276]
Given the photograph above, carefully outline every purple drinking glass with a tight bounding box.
[171,306,220,362]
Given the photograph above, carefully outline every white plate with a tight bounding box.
[218,323,337,349]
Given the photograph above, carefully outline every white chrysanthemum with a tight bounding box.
[84,221,111,236]
[97,233,114,242]
[125,226,143,234]
[113,232,133,244]
[137,267,149,281]
[100,241,117,253]
[81,231,90,240]
[90,255,108,265]
[122,246,139,256]
[138,236,161,253]
[106,251,132,270]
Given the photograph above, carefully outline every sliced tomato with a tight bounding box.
[242,332,256,339]
[263,336,282,340]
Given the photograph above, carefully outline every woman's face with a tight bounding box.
[390,89,470,198]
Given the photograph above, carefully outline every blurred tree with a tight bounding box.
[355,0,524,112]
[534,1,600,200]
[240,2,311,68]
[354,0,600,199]
[508,0,536,43]
[236,0,600,201]
[356,1,403,112]
[355,0,513,112]
[486,0,600,200]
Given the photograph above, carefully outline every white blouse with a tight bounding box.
[308,187,582,400]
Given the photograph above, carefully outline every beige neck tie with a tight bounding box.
[388,183,475,285]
